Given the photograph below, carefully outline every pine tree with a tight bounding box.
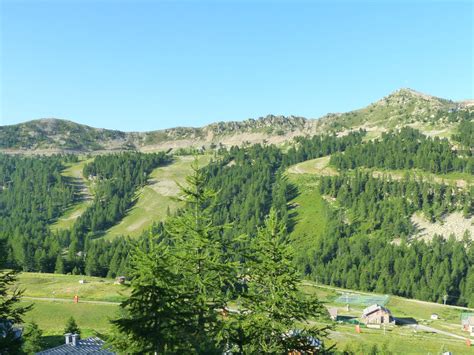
[0,270,33,354]
[110,237,191,353]
[225,209,330,353]
[0,240,33,354]
[64,316,81,335]
[165,159,237,353]
[110,160,237,353]
[22,322,45,353]
[54,255,64,274]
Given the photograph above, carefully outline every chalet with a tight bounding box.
[115,276,126,284]
[36,333,114,354]
[328,307,338,321]
[361,304,393,327]
[462,315,474,336]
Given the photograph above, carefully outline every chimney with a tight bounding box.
[71,333,80,347]
[64,333,72,344]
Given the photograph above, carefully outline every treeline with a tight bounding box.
[0,154,76,270]
[282,129,366,166]
[305,214,474,307]
[296,172,474,306]
[319,172,472,237]
[0,152,168,274]
[452,118,474,151]
[330,127,474,174]
[58,152,169,274]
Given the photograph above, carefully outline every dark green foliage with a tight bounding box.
[0,151,168,275]
[452,119,474,151]
[0,240,33,354]
[330,127,473,174]
[111,161,239,353]
[306,216,474,306]
[225,209,329,353]
[299,173,474,306]
[202,132,364,243]
[319,172,472,236]
[0,154,75,271]
[282,129,366,166]
[110,238,190,353]
[22,322,45,354]
[64,316,81,335]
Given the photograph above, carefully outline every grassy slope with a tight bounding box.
[17,272,130,302]
[50,158,93,232]
[19,272,474,352]
[23,300,118,337]
[287,157,474,352]
[301,281,474,353]
[104,155,211,239]
[287,173,330,269]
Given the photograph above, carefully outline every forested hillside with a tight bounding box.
[0,152,169,276]
[0,92,473,311]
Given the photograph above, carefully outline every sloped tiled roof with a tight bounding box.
[362,304,391,317]
[36,337,114,355]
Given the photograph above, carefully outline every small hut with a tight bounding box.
[361,304,393,328]
[115,276,126,285]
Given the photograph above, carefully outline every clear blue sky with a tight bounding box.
[1,1,472,131]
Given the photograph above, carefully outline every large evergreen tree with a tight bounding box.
[225,209,330,353]
[110,237,191,353]
[0,240,32,354]
[165,159,237,353]
[110,160,237,353]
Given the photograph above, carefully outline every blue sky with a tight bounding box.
[1,1,472,131]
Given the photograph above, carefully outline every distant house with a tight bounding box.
[36,333,114,355]
[328,307,338,321]
[430,313,439,320]
[115,276,126,284]
[462,315,474,336]
[361,304,393,327]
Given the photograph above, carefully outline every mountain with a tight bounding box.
[1,88,472,154]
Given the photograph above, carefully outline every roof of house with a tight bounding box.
[36,337,114,355]
[461,316,474,326]
[361,304,391,317]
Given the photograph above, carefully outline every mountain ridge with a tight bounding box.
[1,88,472,154]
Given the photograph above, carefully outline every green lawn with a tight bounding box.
[104,155,212,239]
[17,272,129,302]
[15,272,474,353]
[301,281,474,353]
[286,173,330,270]
[23,299,118,336]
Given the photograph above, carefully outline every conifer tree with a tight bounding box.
[165,159,237,353]
[225,209,329,353]
[110,237,191,353]
[22,322,45,354]
[0,240,33,354]
[64,316,81,335]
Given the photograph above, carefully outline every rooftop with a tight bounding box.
[36,336,114,355]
